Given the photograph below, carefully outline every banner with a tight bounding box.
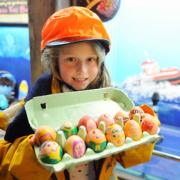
[0,0,28,23]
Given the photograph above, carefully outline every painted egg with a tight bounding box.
[129,106,144,120]
[78,115,97,132]
[33,126,56,146]
[114,111,130,125]
[61,121,77,139]
[124,120,142,141]
[86,129,107,152]
[106,124,125,146]
[97,114,114,128]
[64,135,86,158]
[39,141,63,164]
[141,114,158,135]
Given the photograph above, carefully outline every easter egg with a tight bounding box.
[64,135,86,158]
[106,124,125,146]
[33,126,56,146]
[61,121,77,139]
[78,115,97,132]
[86,129,107,152]
[97,114,114,128]
[141,114,159,135]
[114,111,130,126]
[129,106,144,120]
[124,120,142,141]
[39,141,63,164]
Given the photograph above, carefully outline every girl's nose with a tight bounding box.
[76,60,87,73]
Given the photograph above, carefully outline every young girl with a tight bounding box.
[0,6,155,180]
[1,6,118,180]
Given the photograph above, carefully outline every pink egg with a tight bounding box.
[78,115,97,132]
[97,114,114,127]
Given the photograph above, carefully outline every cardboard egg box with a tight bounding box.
[25,87,160,172]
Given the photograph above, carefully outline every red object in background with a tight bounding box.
[70,0,121,22]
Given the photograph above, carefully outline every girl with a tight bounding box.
[1,6,117,180]
[0,6,154,180]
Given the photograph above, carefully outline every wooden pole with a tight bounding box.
[28,0,56,84]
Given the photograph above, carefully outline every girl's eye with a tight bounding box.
[87,57,97,63]
[66,57,76,62]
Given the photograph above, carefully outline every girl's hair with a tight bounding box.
[41,41,111,89]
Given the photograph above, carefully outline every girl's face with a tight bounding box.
[58,42,99,90]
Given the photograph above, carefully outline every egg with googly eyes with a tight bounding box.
[106,124,125,146]
[39,141,63,164]
[86,129,107,152]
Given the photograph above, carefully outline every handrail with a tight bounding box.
[153,149,180,162]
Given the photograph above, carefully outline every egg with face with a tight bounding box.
[64,135,86,158]
[39,141,63,164]
[114,111,130,126]
[33,126,57,146]
[106,124,125,146]
[86,129,107,153]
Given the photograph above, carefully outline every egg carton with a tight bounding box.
[25,87,160,172]
[34,132,160,172]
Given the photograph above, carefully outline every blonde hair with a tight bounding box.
[41,41,111,89]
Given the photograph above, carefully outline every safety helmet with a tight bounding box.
[41,6,111,54]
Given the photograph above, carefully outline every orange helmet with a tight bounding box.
[41,6,111,53]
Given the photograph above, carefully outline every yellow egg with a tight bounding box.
[106,124,125,146]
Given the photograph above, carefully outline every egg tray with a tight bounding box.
[25,87,160,172]
[34,132,160,172]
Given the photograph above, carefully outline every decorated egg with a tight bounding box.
[64,135,86,158]
[97,114,114,128]
[32,126,56,146]
[39,141,63,164]
[61,121,77,139]
[129,106,144,120]
[124,120,142,141]
[141,114,159,135]
[78,115,97,132]
[106,124,125,146]
[86,129,107,152]
[114,111,130,126]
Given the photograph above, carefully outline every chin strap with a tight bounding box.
[51,76,61,94]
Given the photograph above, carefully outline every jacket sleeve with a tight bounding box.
[0,136,53,180]
[4,73,52,143]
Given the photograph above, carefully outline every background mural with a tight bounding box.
[0,25,30,105]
